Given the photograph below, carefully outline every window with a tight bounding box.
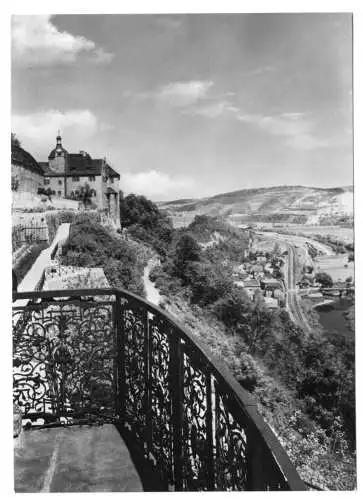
[44,178,50,185]
[58,191,61,196]
[110,177,114,184]
[72,176,80,182]
[58,180,62,185]
[93,190,97,197]
[88,176,95,182]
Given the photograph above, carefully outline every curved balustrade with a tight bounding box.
[13,288,306,491]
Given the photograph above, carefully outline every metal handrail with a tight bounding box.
[13,287,306,491]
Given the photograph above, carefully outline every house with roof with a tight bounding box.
[39,134,120,225]
[12,142,44,199]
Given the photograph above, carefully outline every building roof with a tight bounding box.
[242,279,260,288]
[261,279,282,286]
[41,156,120,179]
[48,146,69,159]
[12,144,44,176]
[48,134,69,159]
[105,164,120,179]
[264,297,279,309]
[67,154,100,175]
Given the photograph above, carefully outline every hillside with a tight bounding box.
[159,185,353,226]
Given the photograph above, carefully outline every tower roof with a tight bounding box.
[48,133,69,159]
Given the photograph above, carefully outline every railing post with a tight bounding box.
[115,294,125,421]
[142,308,151,457]
[170,334,183,490]
[246,429,267,491]
[206,372,215,490]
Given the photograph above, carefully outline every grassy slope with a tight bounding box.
[158,287,355,490]
[159,185,353,221]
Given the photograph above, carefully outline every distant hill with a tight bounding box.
[159,185,353,226]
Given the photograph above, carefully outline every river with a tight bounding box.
[315,298,354,339]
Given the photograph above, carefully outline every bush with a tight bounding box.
[61,217,146,296]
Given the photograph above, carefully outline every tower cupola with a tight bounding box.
[48,131,69,174]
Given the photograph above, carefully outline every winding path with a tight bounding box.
[142,259,161,306]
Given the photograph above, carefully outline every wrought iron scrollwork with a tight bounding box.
[122,306,148,438]
[13,288,306,491]
[13,299,115,422]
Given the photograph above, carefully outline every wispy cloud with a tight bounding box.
[12,109,109,158]
[185,99,238,118]
[237,111,328,150]
[12,15,114,67]
[133,77,329,152]
[188,91,328,151]
[153,16,183,30]
[144,80,214,108]
[247,65,277,76]
[122,170,195,201]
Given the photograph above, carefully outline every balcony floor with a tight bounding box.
[14,424,143,492]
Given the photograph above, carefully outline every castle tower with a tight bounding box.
[48,132,68,174]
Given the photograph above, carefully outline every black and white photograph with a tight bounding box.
[8,4,357,493]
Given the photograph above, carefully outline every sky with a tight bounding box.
[11,13,353,201]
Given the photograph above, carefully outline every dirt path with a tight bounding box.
[143,259,161,306]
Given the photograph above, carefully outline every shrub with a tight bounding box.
[61,217,146,297]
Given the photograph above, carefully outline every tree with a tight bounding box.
[11,133,21,147]
[315,272,334,288]
[38,187,54,201]
[77,183,96,208]
[173,234,201,281]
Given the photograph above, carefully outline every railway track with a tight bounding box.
[286,246,312,332]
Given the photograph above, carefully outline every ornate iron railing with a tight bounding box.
[13,288,306,491]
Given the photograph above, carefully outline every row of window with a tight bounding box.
[44,176,97,184]
[70,190,97,197]
[72,176,96,182]
[44,175,113,186]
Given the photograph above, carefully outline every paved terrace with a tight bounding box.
[14,425,143,492]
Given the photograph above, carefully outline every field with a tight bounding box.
[255,224,354,244]
[315,255,354,282]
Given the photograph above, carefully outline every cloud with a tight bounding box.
[122,170,195,201]
[248,66,277,76]
[185,100,238,118]
[237,111,328,150]
[153,16,182,30]
[12,109,102,158]
[12,15,114,67]
[151,81,214,107]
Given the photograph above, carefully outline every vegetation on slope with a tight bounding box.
[146,213,355,490]
[56,198,355,490]
[60,212,150,296]
[120,193,173,257]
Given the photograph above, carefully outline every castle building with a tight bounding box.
[39,134,120,224]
